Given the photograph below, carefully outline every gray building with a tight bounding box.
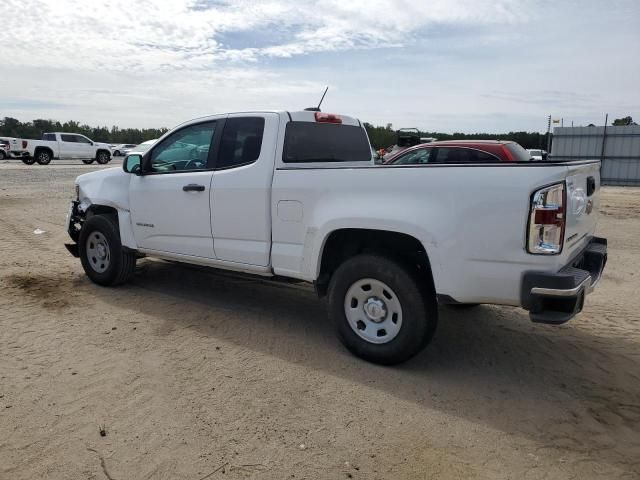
[551,125,640,186]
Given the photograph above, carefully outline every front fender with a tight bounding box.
[76,167,137,249]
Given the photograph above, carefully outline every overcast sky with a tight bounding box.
[2,0,639,133]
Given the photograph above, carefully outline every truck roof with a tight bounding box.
[180,111,362,128]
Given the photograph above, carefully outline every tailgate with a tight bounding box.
[563,161,601,257]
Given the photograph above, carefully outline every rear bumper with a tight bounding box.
[521,236,607,324]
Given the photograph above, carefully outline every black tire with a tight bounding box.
[96,150,110,164]
[327,254,438,365]
[79,215,136,286]
[82,159,95,164]
[22,156,36,165]
[35,149,52,165]
[113,150,120,156]
[0,151,5,160]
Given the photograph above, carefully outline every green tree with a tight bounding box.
[612,116,637,126]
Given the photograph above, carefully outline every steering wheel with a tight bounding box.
[183,146,206,169]
[183,160,203,170]
[151,159,176,171]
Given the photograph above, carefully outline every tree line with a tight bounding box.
[363,122,551,150]
[2,115,635,149]
[0,117,168,145]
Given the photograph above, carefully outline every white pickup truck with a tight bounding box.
[21,132,112,165]
[64,110,607,364]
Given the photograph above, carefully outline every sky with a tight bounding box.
[1,0,639,133]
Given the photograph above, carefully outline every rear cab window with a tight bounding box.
[283,121,371,164]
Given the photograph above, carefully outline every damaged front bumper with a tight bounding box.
[64,200,83,257]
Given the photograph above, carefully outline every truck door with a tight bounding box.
[128,120,221,258]
[59,134,80,158]
[210,113,279,267]
[75,135,95,159]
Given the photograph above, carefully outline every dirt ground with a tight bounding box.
[1,160,639,480]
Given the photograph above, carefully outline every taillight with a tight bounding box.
[22,140,28,148]
[314,112,342,124]
[527,182,565,254]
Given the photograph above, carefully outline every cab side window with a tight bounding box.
[392,148,433,165]
[216,117,265,169]
[76,136,92,144]
[149,122,216,173]
[60,134,76,143]
[435,147,498,163]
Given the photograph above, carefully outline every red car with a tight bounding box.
[384,140,533,165]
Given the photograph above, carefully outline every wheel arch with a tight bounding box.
[34,146,54,158]
[315,228,436,297]
[95,148,111,160]
[81,202,137,249]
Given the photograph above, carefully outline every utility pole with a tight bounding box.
[600,113,608,161]
[546,115,552,153]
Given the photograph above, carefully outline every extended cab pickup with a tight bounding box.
[21,132,112,165]
[64,110,607,364]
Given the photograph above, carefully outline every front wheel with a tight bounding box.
[96,151,110,164]
[327,254,438,365]
[35,150,52,165]
[82,159,95,164]
[79,215,136,286]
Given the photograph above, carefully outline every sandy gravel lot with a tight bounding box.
[1,160,639,479]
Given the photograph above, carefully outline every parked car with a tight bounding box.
[0,139,10,159]
[385,140,533,164]
[112,144,138,156]
[20,133,112,165]
[127,139,157,154]
[64,110,607,365]
[0,137,30,161]
[527,149,547,161]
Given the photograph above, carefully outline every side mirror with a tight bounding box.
[123,154,142,175]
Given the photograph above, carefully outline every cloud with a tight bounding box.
[1,0,529,72]
[1,0,638,133]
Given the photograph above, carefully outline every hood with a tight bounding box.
[76,167,131,212]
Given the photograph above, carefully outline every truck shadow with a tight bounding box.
[101,259,640,469]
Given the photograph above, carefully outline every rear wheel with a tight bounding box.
[22,156,36,165]
[113,150,121,156]
[0,151,5,160]
[82,159,95,164]
[79,215,136,286]
[35,150,52,165]
[96,150,110,164]
[327,254,437,365]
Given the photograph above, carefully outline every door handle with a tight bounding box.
[183,184,205,192]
